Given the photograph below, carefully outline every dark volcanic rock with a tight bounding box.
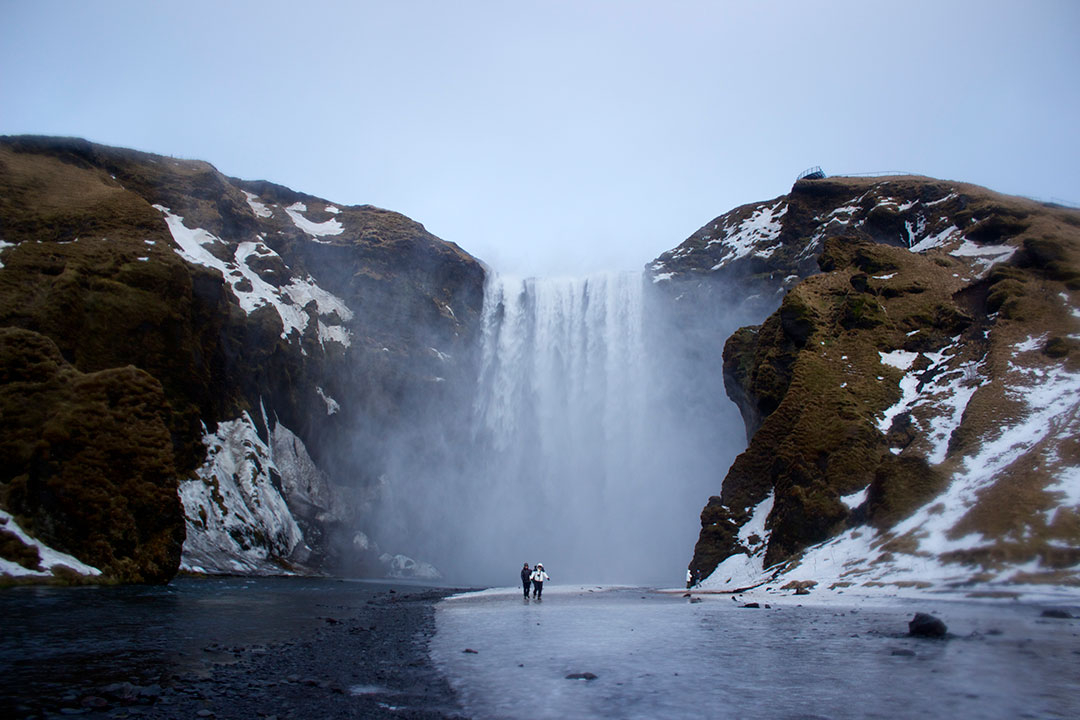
[908,613,947,638]
[1040,609,1073,619]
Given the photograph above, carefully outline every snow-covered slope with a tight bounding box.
[676,174,1080,597]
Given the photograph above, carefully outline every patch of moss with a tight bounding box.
[965,214,1028,243]
[986,278,1027,315]
[1043,336,1075,358]
[0,328,184,583]
[866,456,947,529]
[839,294,886,329]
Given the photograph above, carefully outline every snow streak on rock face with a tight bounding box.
[0,509,102,579]
[154,206,353,346]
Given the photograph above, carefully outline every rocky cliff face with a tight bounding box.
[0,136,484,583]
[656,175,1080,594]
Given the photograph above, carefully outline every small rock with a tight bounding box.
[565,672,598,681]
[795,587,810,596]
[689,597,703,604]
[463,648,478,654]
[1040,609,1073,619]
[286,674,300,683]
[891,648,916,657]
[908,612,947,638]
[741,602,760,609]
[197,711,215,718]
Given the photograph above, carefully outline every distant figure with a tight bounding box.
[686,568,693,589]
[531,563,549,598]
[521,562,532,599]
[694,568,702,587]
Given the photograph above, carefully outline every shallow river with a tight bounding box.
[3,579,1078,719]
[431,586,1080,720]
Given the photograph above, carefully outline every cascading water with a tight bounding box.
[375,271,746,586]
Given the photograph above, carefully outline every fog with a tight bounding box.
[364,271,763,587]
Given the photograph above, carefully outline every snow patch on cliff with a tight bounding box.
[154,207,352,347]
[0,509,102,578]
[950,240,1016,276]
[876,341,987,464]
[707,200,787,271]
[285,201,344,240]
[316,386,340,415]
[700,493,774,591]
[242,190,273,218]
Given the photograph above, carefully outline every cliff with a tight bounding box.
[0,136,485,583]
[657,174,1080,594]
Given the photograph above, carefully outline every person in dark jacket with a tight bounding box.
[520,563,532,598]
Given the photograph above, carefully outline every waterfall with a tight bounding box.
[374,271,745,585]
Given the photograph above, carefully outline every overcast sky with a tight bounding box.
[2,1,1077,275]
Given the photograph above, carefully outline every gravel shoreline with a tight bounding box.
[1,579,473,720]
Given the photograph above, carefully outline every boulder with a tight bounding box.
[908,613,947,638]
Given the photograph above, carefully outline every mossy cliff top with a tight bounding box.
[679,175,1080,594]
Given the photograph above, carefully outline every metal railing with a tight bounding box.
[796,166,825,181]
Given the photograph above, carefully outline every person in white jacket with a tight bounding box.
[530,563,550,598]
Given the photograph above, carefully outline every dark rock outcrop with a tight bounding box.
[908,613,947,638]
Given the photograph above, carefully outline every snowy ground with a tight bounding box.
[431,585,1080,720]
